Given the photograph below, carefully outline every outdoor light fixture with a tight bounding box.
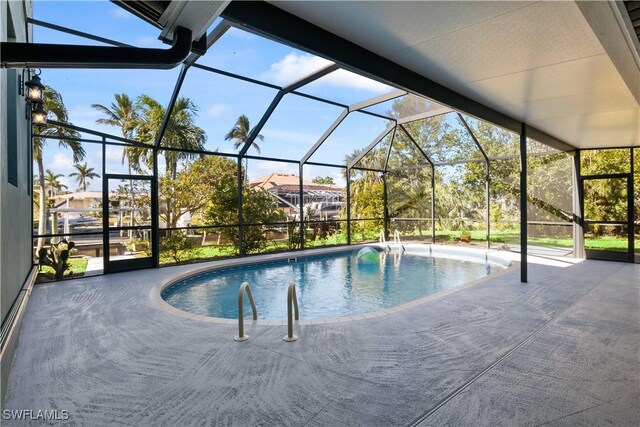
[24,72,45,105]
[31,103,48,129]
[19,68,47,130]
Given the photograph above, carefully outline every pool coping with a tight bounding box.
[149,243,516,326]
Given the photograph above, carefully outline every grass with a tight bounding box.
[403,229,640,250]
[160,244,237,265]
[37,257,89,282]
[48,229,637,271]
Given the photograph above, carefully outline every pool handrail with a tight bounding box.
[386,230,405,252]
[234,282,257,342]
[283,282,299,342]
[379,229,386,243]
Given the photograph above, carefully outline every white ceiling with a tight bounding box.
[269,0,640,149]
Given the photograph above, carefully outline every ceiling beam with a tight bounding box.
[348,89,406,112]
[238,63,339,158]
[347,124,395,169]
[221,1,576,152]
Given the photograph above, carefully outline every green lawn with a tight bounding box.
[403,229,640,250]
[37,257,88,281]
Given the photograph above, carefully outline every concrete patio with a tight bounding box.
[4,252,639,426]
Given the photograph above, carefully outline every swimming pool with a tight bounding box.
[161,246,510,320]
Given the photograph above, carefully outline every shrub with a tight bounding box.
[38,239,76,280]
[160,232,196,263]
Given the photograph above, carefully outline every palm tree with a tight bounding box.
[33,86,84,253]
[92,93,139,234]
[43,169,67,197]
[69,162,100,191]
[134,95,206,228]
[225,114,264,179]
[135,95,206,179]
[91,93,138,166]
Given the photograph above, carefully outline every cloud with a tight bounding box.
[207,104,226,118]
[303,165,346,187]
[51,153,72,169]
[325,69,392,93]
[110,7,131,19]
[59,176,75,191]
[69,104,103,121]
[105,146,124,162]
[250,161,297,179]
[261,53,391,93]
[261,53,333,85]
[255,161,296,172]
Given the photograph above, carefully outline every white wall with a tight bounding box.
[1,0,34,409]
[1,0,33,327]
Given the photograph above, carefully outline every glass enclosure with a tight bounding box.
[29,8,639,282]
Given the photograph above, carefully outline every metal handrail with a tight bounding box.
[379,229,386,243]
[283,283,299,342]
[387,230,405,252]
[234,282,257,342]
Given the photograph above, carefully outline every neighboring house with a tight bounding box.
[50,191,102,214]
[249,173,344,219]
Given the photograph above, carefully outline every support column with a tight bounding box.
[151,148,160,267]
[237,157,244,256]
[486,162,491,249]
[431,165,436,244]
[628,148,634,263]
[572,150,584,258]
[346,168,351,245]
[102,138,108,271]
[298,164,305,249]
[520,124,527,283]
[382,172,389,240]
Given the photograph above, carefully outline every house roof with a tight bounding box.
[249,173,342,192]
[50,191,102,201]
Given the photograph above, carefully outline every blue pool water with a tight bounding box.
[162,249,505,320]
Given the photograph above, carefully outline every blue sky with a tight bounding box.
[33,0,404,191]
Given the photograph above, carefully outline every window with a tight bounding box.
[7,69,18,187]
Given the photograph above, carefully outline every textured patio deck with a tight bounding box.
[4,251,639,426]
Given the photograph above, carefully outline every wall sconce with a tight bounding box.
[31,104,48,128]
[19,68,47,130]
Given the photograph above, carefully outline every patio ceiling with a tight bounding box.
[267,1,640,149]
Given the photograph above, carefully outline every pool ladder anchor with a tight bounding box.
[382,230,405,252]
[234,282,257,342]
[283,282,299,342]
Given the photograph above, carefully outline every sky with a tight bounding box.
[33,0,407,192]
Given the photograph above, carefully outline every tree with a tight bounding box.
[158,155,229,229]
[69,162,100,191]
[202,156,284,254]
[92,93,140,233]
[134,95,206,229]
[134,95,206,179]
[225,114,264,178]
[384,101,449,236]
[312,176,335,185]
[342,147,386,238]
[43,169,67,197]
[92,93,139,173]
[91,93,138,141]
[33,86,84,253]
